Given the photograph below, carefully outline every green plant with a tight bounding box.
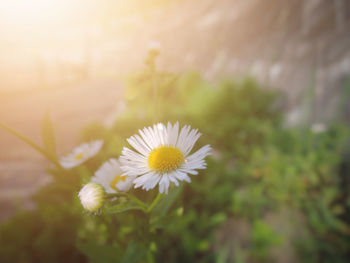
[0,52,349,263]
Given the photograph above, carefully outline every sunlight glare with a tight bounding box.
[1,0,70,26]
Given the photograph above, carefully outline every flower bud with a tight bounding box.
[148,41,161,55]
[78,182,105,212]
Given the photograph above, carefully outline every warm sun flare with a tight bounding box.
[1,0,71,26]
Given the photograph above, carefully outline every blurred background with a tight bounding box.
[1,0,350,262]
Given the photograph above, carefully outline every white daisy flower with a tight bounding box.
[59,140,103,169]
[148,41,161,53]
[78,182,105,212]
[92,158,135,194]
[120,122,211,194]
[311,123,327,133]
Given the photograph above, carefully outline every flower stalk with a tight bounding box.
[147,192,163,213]
[0,121,62,168]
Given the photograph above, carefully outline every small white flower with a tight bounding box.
[311,123,327,133]
[120,122,211,194]
[92,158,135,193]
[59,140,103,169]
[148,41,161,53]
[78,182,105,212]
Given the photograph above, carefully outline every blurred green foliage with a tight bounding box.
[0,66,349,263]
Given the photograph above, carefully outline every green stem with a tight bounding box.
[147,192,163,213]
[108,192,148,211]
[0,121,62,168]
[128,194,148,210]
[151,60,158,122]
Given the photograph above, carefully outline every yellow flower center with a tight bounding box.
[110,174,126,191]
[147,146,184,173]
[74,153,84,161]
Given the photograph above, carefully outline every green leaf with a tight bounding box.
[77,240,120,263]
[104,201,145,214]
[121,240,147,263]
[41,111,57,161]
[150,185,182,226]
